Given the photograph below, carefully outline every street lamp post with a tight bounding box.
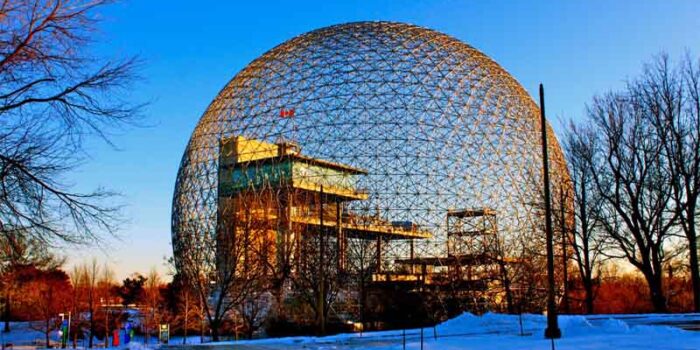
[101,298,110,348]
[539,84,561,339]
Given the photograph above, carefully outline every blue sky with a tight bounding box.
[67,0,700,280]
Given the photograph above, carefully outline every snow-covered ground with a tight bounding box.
[0,322,58,348]
[192,313,700,350]
[2,313,700,349]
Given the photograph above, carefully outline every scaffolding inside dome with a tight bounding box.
[217,136,432,277]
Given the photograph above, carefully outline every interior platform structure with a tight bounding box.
[217,135,432,275]
[374,208,519,312]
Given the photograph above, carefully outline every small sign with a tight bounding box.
[159,324,170,344]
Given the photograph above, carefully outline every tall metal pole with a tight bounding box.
[68,312,72,348]
[105,304,109,348]
[336,200,345,272]
[560,188,570,314]
[540,84,561,339]
[318,186,326,335]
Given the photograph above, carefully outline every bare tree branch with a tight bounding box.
[0,0,143,249]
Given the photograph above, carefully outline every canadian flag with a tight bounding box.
[280,108,295,118]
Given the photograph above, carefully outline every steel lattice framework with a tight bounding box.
[172,21,570,299]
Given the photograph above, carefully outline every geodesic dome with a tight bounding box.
[171,21,569,275]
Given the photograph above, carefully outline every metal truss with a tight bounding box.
[172,21,571,313]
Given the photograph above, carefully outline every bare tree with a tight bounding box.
[584,90,679,312]
[0,0,141,250]
[176,277,198,344]
[563,123,608,313]
[239,187,294,322]
[144,268,162,345]
[85,259,100,347]
[492,231,517,314]
[345,237,377,327]
[236,290,270,339]
[68,259,103,348]
[178,199,260,341]
[162,265,200,345]
[97,263,116,347]
[632,54,700,312]
[291,226,342,335]
[68,265,86,346]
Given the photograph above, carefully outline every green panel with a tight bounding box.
[219,161,292,196]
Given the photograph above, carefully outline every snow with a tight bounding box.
[199,313,700,350]
[2,313,700,349]
[0,322,54,347]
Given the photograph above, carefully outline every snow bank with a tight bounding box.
[126,342,154,350]
[437,312,540,335]
[435,312,689,339]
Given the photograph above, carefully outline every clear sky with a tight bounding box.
[65,0,700,281]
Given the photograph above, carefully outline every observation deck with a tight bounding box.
[219,136,368,201]
[218,135,432,241]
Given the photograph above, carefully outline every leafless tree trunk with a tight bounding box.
[563,123,608,314]
[245,186,295,323]
[290,194,342,335]
[583,89,679,312]
[633,54,700,312]
[86,260,99,348]
[292,230,341,335]
[237,291,269,339]
[68,266,84,347]
[345,236,377,327]
[490,224,516,314]
[144,268,162,344]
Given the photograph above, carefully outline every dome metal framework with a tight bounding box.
[172,21,570,309]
